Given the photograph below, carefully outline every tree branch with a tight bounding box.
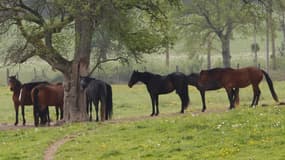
[88,57,128,76]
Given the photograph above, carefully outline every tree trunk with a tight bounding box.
[269,6,276,70]
[63,13,93,122]
[220,36,231,68]
[280,12,285,56]
[166,43,170,67]
[253,22,258,67]
[266,7,270,73]
[207,38,212,69]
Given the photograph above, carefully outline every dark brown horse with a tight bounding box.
[8,76,48,125]
[187,72,239,112]
[31,83,64,126]
[128,71,189,116]
[198,67,279,109]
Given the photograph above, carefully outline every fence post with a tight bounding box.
[258,63,260,69]
[6,68,9,85]
[236,63,239,69]
[176,65,179,72]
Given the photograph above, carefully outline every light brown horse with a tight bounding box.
[31,83,64,126]
[198,67,279,109]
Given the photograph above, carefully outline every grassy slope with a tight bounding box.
[0,82,284,159]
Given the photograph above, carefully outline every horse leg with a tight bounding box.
[55,106,59,120]
[14,104,19,126]
[178,93,185,114]
[100,99,106,121]
[250,86,257,107]
[226,88,235,109]
[255,87,261,106]
[234,88,240,106]
[94,100,99,122]
[200,90,206,112]
[21,105,26,126]
[60,106,63,120]
[150,94,155,116]
[253,85,261,106]
[155,95,159,116]
[46,107,50,126]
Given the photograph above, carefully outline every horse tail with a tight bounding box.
[261,70,279,102]
[106,84,113,120]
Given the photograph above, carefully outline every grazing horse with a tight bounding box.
[128,70,190,116]
[32,83,64,126]
[8,76,48,125]
[80,76,113,121]
[187,72,239,112]
[198,67,279,109]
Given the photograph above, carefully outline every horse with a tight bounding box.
[32,83,64,126]
[80,76,113,122]
[198,67,279,109]
[128,70,190,116]
[187,72,239,112]
[8,76,49,125]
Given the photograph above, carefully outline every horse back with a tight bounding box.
[227,67,263,87]
[32,83,64,107]
[20,82,49,105]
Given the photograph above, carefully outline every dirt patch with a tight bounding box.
[44,133,79,160]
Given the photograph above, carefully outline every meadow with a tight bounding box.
[0,81,285,159]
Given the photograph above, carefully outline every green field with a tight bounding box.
[0,82,285,159]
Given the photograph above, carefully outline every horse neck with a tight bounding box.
[138,72,153,84]
[187,74,199,86]
[12,82,22,95]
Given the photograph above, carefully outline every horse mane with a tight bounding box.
[203,67,234,75]
[21,81,49,90]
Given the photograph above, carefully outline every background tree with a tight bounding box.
[0,0,179,122]
[179,0,260,67]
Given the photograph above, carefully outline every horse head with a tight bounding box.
[128,70,139,88]
[8,75,21,91]
[80,76,93,89]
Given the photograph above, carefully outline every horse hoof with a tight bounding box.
[150,114,155,116]
[201,109,206,112]
[155,113,159,116]
[14,122,18,126]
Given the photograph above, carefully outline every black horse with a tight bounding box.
[187,71,239,112]
[128,70,190,116]
[80,76,113,121]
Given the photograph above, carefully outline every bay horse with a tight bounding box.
[198,67,279,109]
[8,76,48,125]
[128,70,190,116]
[80,76,113,121]
[187,72,239,112]
[32,83,64,126]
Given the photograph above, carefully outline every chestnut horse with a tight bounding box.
[187,72,239,112]
[198,67,279,109]
[128,70,189,116]
[31,83,64,126]
[8,76,48,125]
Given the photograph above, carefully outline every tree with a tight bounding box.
[0,0,179,122]
[180,0,258,67]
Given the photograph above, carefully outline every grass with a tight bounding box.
[0,81,285,159]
